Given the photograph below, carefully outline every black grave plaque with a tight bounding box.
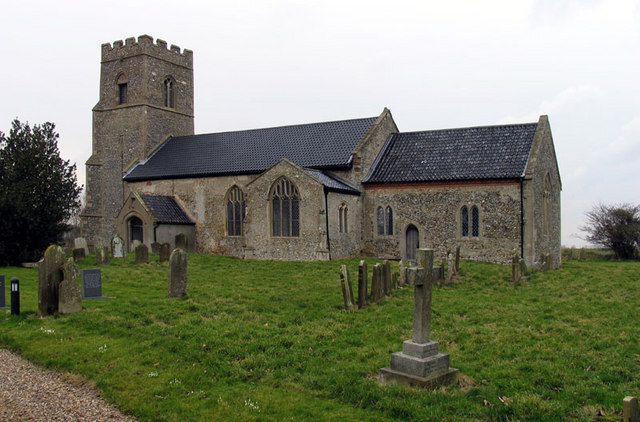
[0,275,5,308]
[82,269,102,298]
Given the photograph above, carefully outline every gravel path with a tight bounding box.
[0,349,136,421]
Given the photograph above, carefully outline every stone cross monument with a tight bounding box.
[379,248,458,387]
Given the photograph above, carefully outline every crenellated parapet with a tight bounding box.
[101,34,193,68]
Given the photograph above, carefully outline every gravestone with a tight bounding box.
[38,245,66,316]
[73,237,89,256]
[624,396,640,422]
[169,248,188,298]
[59,258,82,314]
[0,275,5,308]
[398,260,406,286]
[96,246,110,265]
[82,269,103,299]
[151,242,161,254]
[519,258,528,277]
[72,248,86,261]
[175,233,187,250]
[371,263,383,303]
[131,239,141,252]
[357,260,368,309]
[511,255,521,283]
[340,265,355,310]
[392,272,399,290]
[446,251,455,282]
[159,243,171,262]
[112,235,125,258]
[380,248,458,387]
[454,246,461,274]
[135,244,149,264]
[382,260,392,296]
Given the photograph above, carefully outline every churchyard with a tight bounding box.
[1,252,639,421]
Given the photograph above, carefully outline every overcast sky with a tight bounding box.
[1,0,638,246]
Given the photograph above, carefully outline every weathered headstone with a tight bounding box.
[380,248,458,387]
[151,242,161,254]
[339,265,355,310]
[175,233,187,250]
[357,260,368,309]
[131,239,141,252]
[72,248,86,261]
[382,260,392,295]
[82,269,103,299]
[135,243,149,264]
[511,255,521,283]
[371,263,383,303]
[623,396,640,422]
[159,243,171,262]
[58,258,82,314]
[446,251,454,282]
[96,246,110,265]
[0,275,5,308]
[38,245,66,316]
[73,237,89,256]
[398,259,406,286]
[111,235,125,258]
[454,246,461,274]
[169,248,188,298]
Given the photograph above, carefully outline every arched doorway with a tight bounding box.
[405,225,419,260]
[129,216,143,245]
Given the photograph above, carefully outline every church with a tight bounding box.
[80,35,562,268]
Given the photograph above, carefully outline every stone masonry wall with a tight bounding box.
[362,181,522,263]
[326,192,362,259]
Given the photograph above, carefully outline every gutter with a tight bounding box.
[519,177,524,259]
[324,187,331,258]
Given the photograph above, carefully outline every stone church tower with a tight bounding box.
[81,35,194,246]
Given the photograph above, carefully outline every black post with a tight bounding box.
[10,277,20,316]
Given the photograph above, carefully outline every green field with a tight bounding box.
[1,254,638,421]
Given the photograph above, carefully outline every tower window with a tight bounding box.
[118,83,128,105]
[164,78,175,108]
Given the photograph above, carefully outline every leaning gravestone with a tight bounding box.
[135,244,149,264]
[151,242,161,254]
[96,246,110,266]
[112,235,124,258]
[72,248,86,261]
[38,245,66,316]
[357,260,368,309]
[0,275,5,308]
[380,248,458,387]
[340,265,355,310]
[175,233,187,250]
[382,260,392,296]
[371,263,383,303]
[169,248,188,298]
[159,243,171,262]
[74,237,89,256]
[82,269,104,299]
[59,258,82,314]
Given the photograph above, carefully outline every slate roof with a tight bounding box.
[303,168,361,195]
[140,194,195,225]
[124,117,378,181]
[364,123,539,184]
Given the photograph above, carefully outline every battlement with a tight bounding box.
[101,35,193,68]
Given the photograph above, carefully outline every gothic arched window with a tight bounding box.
[271,178,300,237]
[543,173,551,235]
[339,204,348,233]
[385,206,394,235]
[376,206,385,235]
[461,206,469,237]
[471,206,480,237]
[164,77,175,108]
[226,186,245,236]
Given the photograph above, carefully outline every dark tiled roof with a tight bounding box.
[124,117,378,181]
[140,194,194,225]
[303,169,360,195]
[364,123,538,184]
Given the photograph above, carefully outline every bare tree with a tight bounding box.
[581,203,640,260]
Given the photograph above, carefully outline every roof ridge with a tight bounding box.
[173,116,378,140]
[396,121,538,136]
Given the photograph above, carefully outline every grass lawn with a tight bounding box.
[1,254,639,421]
